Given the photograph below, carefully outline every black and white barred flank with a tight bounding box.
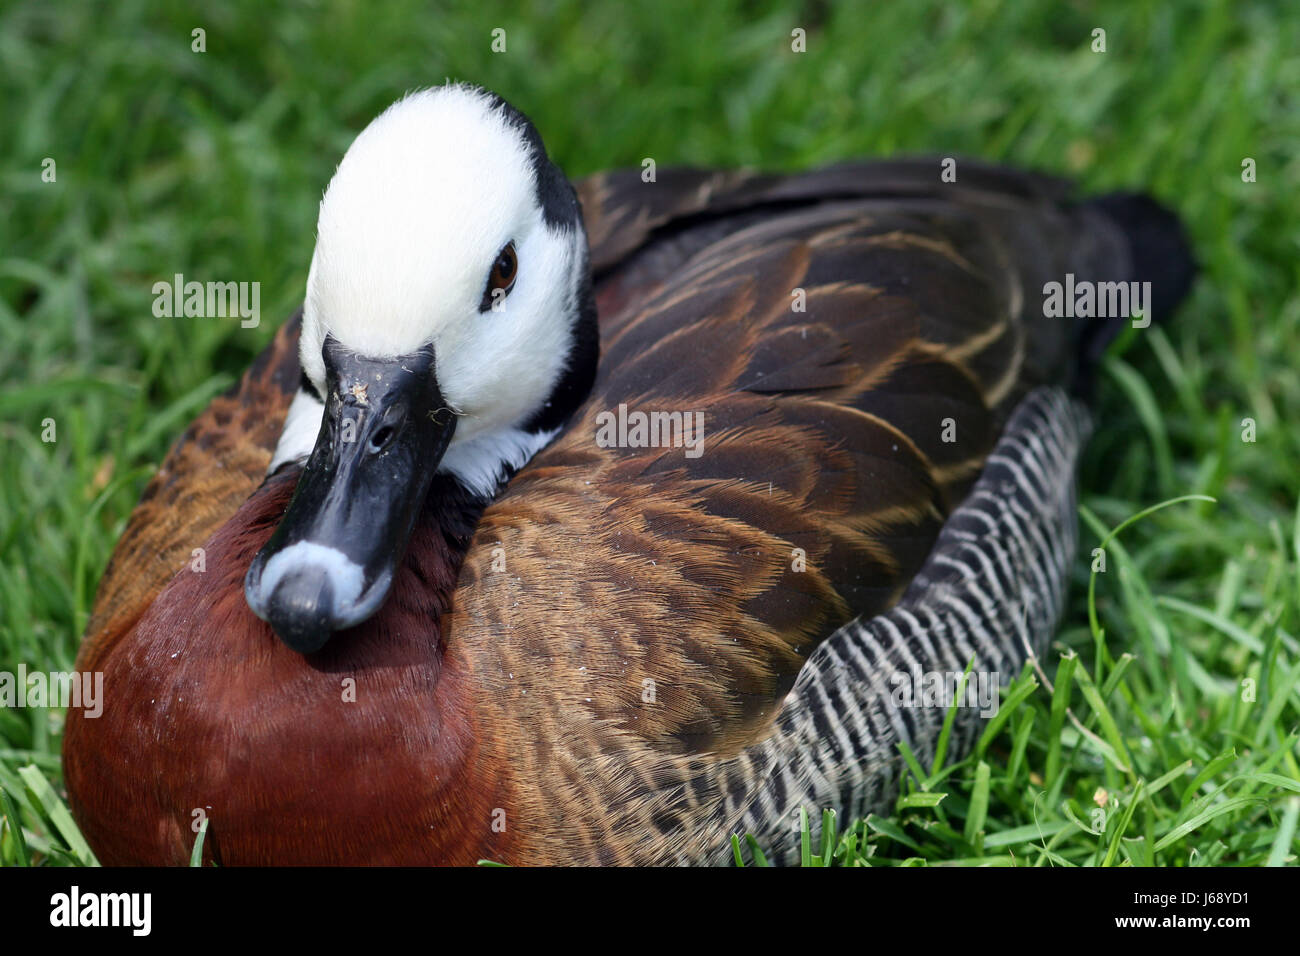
[716,386,1090,863]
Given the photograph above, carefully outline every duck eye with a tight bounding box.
[480,241,518,312]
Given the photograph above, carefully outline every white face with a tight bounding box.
[274,85,587,495]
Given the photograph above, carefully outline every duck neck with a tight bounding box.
[421,470,494,579]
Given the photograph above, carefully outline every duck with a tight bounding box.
[62,83,1194,866]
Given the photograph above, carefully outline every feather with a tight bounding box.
[66,156,1193,865]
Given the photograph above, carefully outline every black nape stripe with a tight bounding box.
[299,370,324,404]
[483,91,581,231]
[519,270,599,436]
[475,88,599,436]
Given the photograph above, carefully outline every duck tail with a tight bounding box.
[1074,192,1198,375]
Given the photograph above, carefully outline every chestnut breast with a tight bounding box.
[64,470,512,866]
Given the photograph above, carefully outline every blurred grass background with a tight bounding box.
[1,0,1298,865]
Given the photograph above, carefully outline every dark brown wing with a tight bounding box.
[78,315,302,669]
[577,159,1076,274]
[579,159,1126,387]
[449,162,1129,766]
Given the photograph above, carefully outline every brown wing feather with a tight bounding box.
[449,198,1041,765]
[79,314,302,668]
[576,157,1075,274]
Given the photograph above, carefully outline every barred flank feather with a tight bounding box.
[728,387,1088,862]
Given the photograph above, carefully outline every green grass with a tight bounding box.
[1,0,1298,866]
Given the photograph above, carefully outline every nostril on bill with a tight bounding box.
[368,425,394,454]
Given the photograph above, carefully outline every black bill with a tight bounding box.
[245,336,455,653]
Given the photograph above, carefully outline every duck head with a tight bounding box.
[245,85,598,653]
